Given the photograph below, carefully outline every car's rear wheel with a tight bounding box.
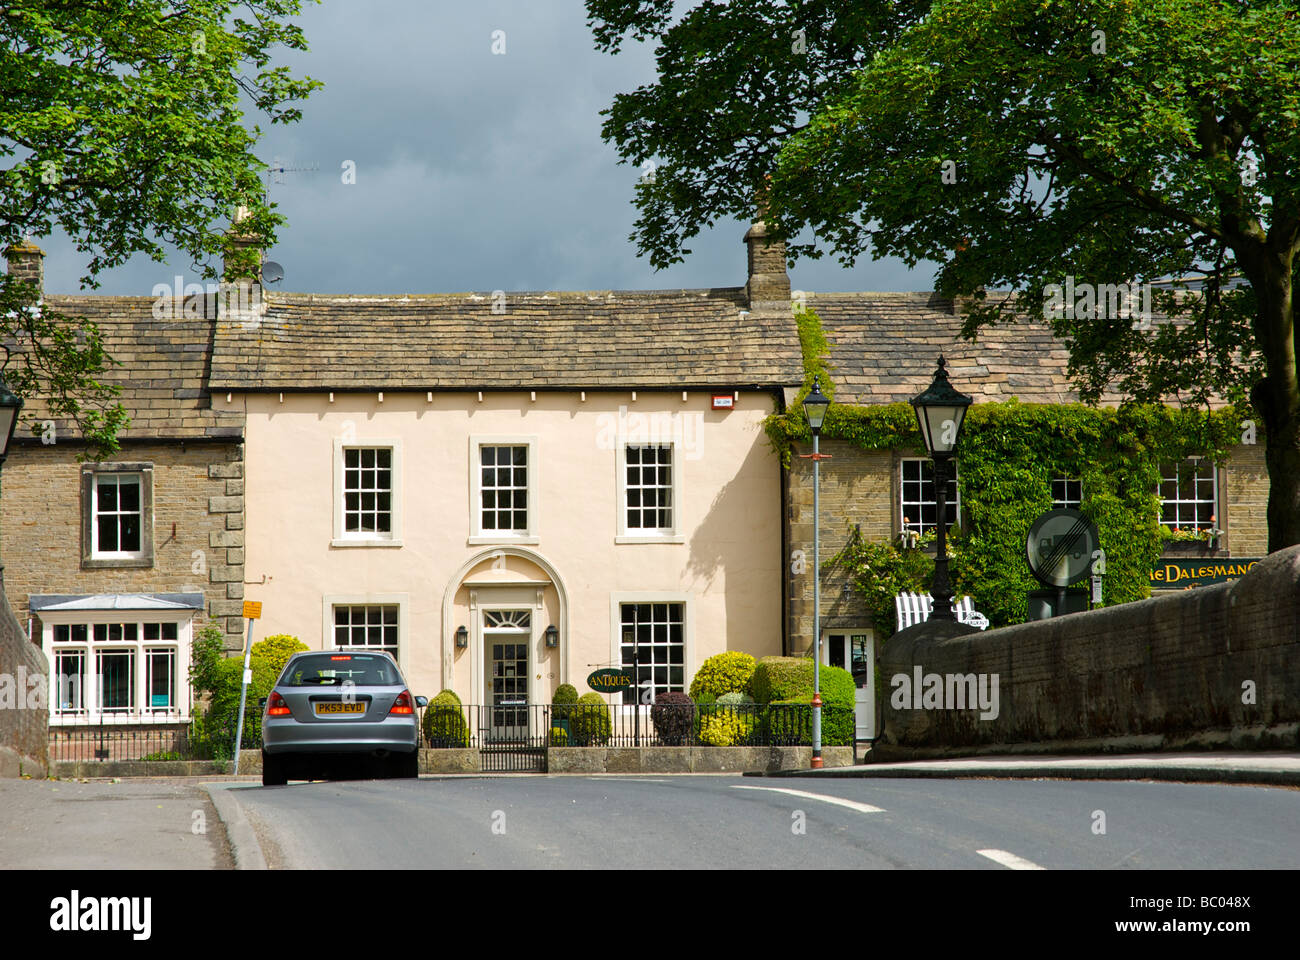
[262,750,287,786]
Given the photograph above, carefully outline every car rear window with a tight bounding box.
[279,653,402,687]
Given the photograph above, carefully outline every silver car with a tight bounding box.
[261,650,428,786]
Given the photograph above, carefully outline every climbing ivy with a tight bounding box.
[767,309,1253,632]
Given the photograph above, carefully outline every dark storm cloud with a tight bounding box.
[38,1,932,296]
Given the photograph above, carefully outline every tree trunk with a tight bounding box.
[1246,251,1300,553]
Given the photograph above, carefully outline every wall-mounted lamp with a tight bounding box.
[545,625,558,648]
[455,625,468,648]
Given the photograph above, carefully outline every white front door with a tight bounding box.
[822,629,875,741]
[483,609,531,739]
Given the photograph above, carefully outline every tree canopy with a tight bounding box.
[0,0,321,452]
[591,0,1300,550]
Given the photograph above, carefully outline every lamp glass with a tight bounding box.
[802,378,830,432]
[0,405,15,458]
[455,625,468,648]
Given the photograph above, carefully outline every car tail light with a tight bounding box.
[389,690,414,715]
[266,691,291,716]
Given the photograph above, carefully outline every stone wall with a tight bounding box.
[2,440,246,649]
[1224,443,1268,557]
[0,572,48,777]
[875,546,1300,759]
[786,440,896,652]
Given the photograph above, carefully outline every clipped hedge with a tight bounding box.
[569,692,612,746]
[423,689,470,747]
[751,657,856,746]
[688,652,757,700]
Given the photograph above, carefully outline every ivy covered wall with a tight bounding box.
[769,309,1258,635]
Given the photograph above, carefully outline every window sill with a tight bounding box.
[50,714,192,727]
[615,534,686,544]
[330,538,403,548]
[82,556,154,570]
[467,535,539,546]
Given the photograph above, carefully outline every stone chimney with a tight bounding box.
[222,205,261,283]
[744,219,791,307]
[4,240,45,296]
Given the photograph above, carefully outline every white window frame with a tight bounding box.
[608,593,693,705]
[322,594,410,676]
[1052,477,1083,510]
[899,457,960,535]
[468,435,539,545]
[1157,457,1219,531]
[42,615,193,725]
[616,441,684,543]
[332,438,403,547]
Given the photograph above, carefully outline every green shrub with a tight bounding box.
[553,683,579,704]
[139,750,183,762]
[423,689,470,747]
[689,652,757,700]
[752,658,857,747]
[549,726,569,746]
[717,691,755,707]
[698,710,757,746]
[189,625,226,698]
[650,691,694,745]
[251,634,308,678]
[569,693,612,745]
[203,654,278,759]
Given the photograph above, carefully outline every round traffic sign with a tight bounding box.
[1026,508,1100,588]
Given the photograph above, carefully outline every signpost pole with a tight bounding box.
[232,601,261,776]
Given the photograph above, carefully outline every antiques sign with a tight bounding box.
[1150,559,1261,589]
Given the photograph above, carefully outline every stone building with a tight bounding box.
[1,243,245,746]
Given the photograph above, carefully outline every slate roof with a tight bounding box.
[29,592,206,611]
[805,292,1127,406]
[15,295,244,442]
[208,289,805,392]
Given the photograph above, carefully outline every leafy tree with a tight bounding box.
[594,0,1300,550]
[0,0,321,453]
[586,0,929,270]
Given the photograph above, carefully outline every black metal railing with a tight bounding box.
[49,715,261,764]
[417,701,856,750]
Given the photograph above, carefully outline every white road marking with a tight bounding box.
[977,848,1046,870]
[731,785,884,814]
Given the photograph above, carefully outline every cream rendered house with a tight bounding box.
[213,225,802,717]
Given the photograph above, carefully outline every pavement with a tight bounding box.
[762,751,1300,786]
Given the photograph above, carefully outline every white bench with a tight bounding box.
[895,591,989,631]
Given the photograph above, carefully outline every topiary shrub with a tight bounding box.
[251,634,309,679]
[650,691,694,745]
[552,683,579,725]
[752,658,857,746]
[698,709,758,746]
[423,689,470,747]
[689,652,757,700]
[717,691,755,707]
[569,692,612,745]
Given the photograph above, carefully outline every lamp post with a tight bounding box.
[800,377,831,768]
[909,357,972,620]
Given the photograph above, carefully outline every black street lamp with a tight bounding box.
[0,371,21,462]
[909,357,971,621]
[800,377,832,768]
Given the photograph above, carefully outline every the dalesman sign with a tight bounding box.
[1150,559,1260,589]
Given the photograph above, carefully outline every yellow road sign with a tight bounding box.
[242,601,262,619]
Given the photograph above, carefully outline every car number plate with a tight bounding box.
[315,702,365,715]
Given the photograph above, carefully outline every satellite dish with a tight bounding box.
[261,260,284,284]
